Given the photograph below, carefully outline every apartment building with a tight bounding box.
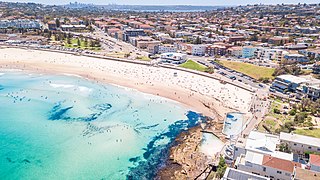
[227,47,243,58]
[242,46,257,58]
[270,75,308,93]
[206,45,227,56]
[0,19,41,29]
[302,81,320,100]
[122,29,146,42]
[255,48,288,62]
[186,44,206,56]
[156,44,177,54]
[279,132,320,154]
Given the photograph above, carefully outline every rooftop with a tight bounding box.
[277,75,308,84]
[245,131,279,155]
[222,167,270,180]
[310,154,320,166]
[280,132,320,148]
[262,155,301,173]
[294,167,320,180]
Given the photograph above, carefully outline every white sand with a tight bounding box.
[0,47,254,118]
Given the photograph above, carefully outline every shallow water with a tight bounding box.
[200,132,224,157]
[0,71,203,179]
[222,112,244,138]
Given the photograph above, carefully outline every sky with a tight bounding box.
[2,0,319,6]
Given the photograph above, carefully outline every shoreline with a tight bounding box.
[0,47,254,178]
[0,47,254,118]
[0,65,217,117]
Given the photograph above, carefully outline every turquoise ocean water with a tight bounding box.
[0,71,203,179]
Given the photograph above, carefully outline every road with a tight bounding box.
[63,26,149,59]
[187,55,261,89]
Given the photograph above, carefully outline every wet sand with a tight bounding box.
[0,48,254,118]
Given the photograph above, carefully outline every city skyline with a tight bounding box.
[2,0,320,6]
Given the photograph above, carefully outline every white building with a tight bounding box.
[255,48,289,62]
[280,132,320,154]
[160,53,187,64]
[156,44,177,54]
[233,131,282,160]
[186,44,206,56]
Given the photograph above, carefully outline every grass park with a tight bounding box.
[294,128,320,138]
[179,60,208,72]
[217,60,275,80]
[64,38,101,51]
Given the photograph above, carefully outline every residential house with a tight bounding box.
[293,167,320,180]
[235,151,301,180]
[309,154,320,172]
[283,54,309,63]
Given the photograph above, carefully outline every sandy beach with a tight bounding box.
[0,47,254,118]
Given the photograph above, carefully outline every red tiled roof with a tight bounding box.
[262,155,301,173]
[310,154,320,166]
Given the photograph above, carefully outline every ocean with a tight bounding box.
[0,71,203,179]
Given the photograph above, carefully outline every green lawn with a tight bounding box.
[64,38,101,51]
[136,56,151,61]
[218,60,275,80]
[258,99,294,133]
[294,128,320,138]
[179,60,207,72]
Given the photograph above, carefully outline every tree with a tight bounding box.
[289,109,296,116]
[89,40,94,47]
[276,121,295,133]
[217,156,227,178]
[77,38,81,47]
[279,143,291,153]
[294,112,308,123]
[273,108,281,114]
[300,98,311,111]
[67,36,71,44]
[55,18,60,28]
[84,38,88,47]
[205,67,214,74]
[250,34,258,41]
[194,36,201,44]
